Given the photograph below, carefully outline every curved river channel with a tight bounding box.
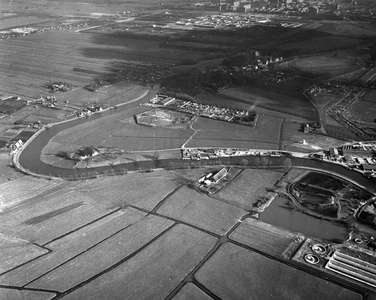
[17,103,376,242]
[18,103,376,194]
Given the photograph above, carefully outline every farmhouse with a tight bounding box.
[198,167,229,186]
[329,147,339,158]
[77,146,99,160]
[9,139,23,153]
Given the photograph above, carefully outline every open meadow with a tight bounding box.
[195,242,362,300]
[350,90,376,123]
[40,104,192,161]
[186,114,282,150]
[220,84,316,121]
[157,185,247,235]
[277,51,364,78]
[212,168,283,211]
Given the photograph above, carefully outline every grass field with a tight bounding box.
[186,114,282,150]
[0,27,205,103]
[0,208,148,286]
[277,51,363,79]
[27,215,174,292]
[0,177,62,211]
[41,105,193,160]
[77,172,179,211]
[229,218,299,257]
[42,99,285,160]
[320,22,376,38]
[350,90,376,123]
[157,185,247,235]
[278,36,365,54]
[212,169,283,211]
[220,85,316,121]
[54,82,148,108]
[195,243,362,300]
[59,224,217,300]
[172,283,213,300]
[281,121,345,152]
[0,233,48,274]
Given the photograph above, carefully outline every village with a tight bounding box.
[145,94,257,125]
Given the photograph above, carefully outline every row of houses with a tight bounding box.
[146,96,253,125]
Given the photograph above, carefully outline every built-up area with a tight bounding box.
[182,147,283,160]
[145,94,256,125]
[0,93,103,153]
[188,0,376,21]
[308,82,376,140]
[316,142,376,178]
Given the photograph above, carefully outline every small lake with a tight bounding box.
[259,196,348,242]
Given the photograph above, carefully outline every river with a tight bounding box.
[259,196,349,242]
[17,100,376,196]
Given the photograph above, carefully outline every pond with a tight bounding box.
[259,196,349,242]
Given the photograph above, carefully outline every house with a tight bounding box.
[9,139,23,153]
[329,147,339,158]
[77,146,99,160]
[198,167,229,186]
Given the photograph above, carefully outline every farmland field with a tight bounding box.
[0,27,206,102]
[172,283,213,300]
[0,234,48,274]
[0,208,148,286]
[186,114,283,150]
[220,85,316,121]
[40,105,193,161]
[281,121,345,152]
[60,224,217,300]
[41,102,285,162]
[229,218,299,257]
[350,91,376,123]
[0,177,63,210]
[77,171,179,211]
[320,22,376,38]
[54,81,148,108]
[212,168,283,211]
[277,53,362,78]
[278,36,365,54]
[27,215,174,292]
[157,185,247,235]
[195,243,362,300]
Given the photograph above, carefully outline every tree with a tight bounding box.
[261,156,269,167]
[283,158,292,173]
[240,158,249,166]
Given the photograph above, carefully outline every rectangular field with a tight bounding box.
[27,215,174,292]
[220,86,316,121]
[229,218,298,257]
[0,208,147,286]
[187,114,282,150]
[157,186,247,235]
[212,169,283,211]
[195,243,362,300]
[58,224,217,300]
[79,171,179,211]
